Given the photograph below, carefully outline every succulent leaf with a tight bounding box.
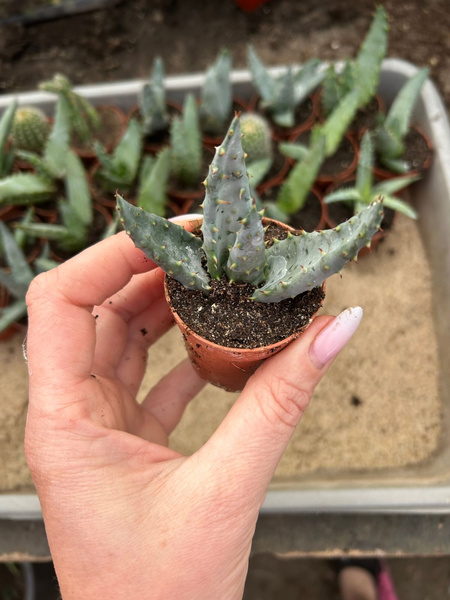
[199,49,232,135]
[353,5,389,105]
[0,173,56,207]
[137,147,170,216]
[139,57,169,135]
[247,45,277,105]
[252,199,384,302]
[292,58,324,105]
[170,94,202,187]
[202,116,253,279]
[117,195,210,293]
[376,68,429,161]
[0,100,17,176]
[0,299,28,332]
[356,131,374,201]
[44,95,71,177]
[0,221,34,295]
[64,149,93,226]
[225,204,266,284]
[276,132,325,214]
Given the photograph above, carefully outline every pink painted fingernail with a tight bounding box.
[309,306,363,369]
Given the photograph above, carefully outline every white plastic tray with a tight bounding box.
[1,59,450,517]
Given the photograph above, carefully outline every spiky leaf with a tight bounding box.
[202,116,253,279]
[0,222,34,295]
[356,131,374,201]
[117,195,210,293]
[200,49,232,134]
[0,100,17,176]
[293,58,324,105]
[137,147,170,216]
[277,132,325,214]
[252,200,384,302]
[170,94,202,187]
[226,204,266,285]
[139,57,169,135]
[0,173,56,206]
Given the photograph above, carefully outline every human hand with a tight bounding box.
[25,226,363,600]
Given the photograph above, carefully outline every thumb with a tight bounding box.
[200,307,364,499]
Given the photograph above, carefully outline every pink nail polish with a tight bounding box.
[309,306,363,369]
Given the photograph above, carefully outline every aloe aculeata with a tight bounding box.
[117,115,383,304]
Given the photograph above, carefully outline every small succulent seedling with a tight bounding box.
[136,147,171,216]
[325,131,420,219]
[117,116,383,304]
[322,5,388,156]
[199,49,232,135]
[139,57,170,136]
[0,223,58,333]
[170,93,202,187]
[247,46,324,128]
[11,106,50,153]
[374,68,429,173]
[40,74,101,145]
[94,118,143,192]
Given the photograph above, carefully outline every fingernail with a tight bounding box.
[309,306,363,369]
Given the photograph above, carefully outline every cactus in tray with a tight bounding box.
[374,68,429,173]
[139,57,170,136]
[117,115,383,304]
[199,49,233,135]
[0,95,74,207]
[94,118,143,192]
[0,223,58,333]
[40,74,101,145]
[240,112,272,163]
[10,107,51,153]
[170,93,202,187]
[325,131,420,219]
[247,45,324,128]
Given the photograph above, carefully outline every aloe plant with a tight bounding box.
[322,5,388,156]
[324,131,419,219]
[40,73,101,145]
[374,68,429,173]
[247,45,324,128]
[139,57,170,136]
[15,148,94,252]
[199,49,232,135]
[117,115,383,304]
[0,222,58,333]
[170,93,202,187]
[93,118,143,192]
[136,147,171,216]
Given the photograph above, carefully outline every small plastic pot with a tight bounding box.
[164,217,325,392]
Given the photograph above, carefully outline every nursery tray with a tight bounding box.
[0,59,449,519]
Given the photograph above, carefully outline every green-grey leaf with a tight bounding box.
[0,299,27,333]
[0,173,56,206]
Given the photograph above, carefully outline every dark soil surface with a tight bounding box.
[288,191,324,231]
[167,223,325,348]
[0,0,448,112]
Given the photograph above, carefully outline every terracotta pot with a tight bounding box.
[372,124,433,181]
[248,94,318,142]
[164,217,325,392]
[72,105,127,160]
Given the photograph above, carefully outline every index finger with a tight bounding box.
[26,231,157,387]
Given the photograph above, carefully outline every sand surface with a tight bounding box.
[0,214,442,491]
